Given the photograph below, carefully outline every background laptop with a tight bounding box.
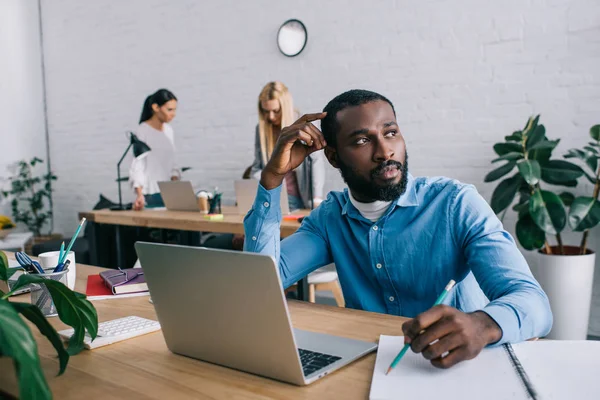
[135,242,377,385]
[157,181,200,211]
[234,179,292,215]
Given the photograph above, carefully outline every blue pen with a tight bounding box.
[54,259,70,273]
[385,279,456,375]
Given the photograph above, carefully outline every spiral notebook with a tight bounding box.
[370,335,599,400]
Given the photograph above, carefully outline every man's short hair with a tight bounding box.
[321,89,396,148]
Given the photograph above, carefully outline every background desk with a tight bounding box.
[80,206,311,298]
[1,262,407,399]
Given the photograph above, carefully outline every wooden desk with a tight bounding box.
[79,206,312,299]
[79,206,308,238]
[1,262,406,399]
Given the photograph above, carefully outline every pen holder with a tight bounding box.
[208,194,222,214]
[30,268,69,317]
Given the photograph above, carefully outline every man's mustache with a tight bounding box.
[371,160,403,178]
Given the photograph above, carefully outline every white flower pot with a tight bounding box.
[530,246,596,340]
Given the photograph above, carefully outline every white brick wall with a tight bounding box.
[39,0,600,235]
[0,0,47,219]
[39,1,600,329]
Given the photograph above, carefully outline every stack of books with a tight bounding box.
[85,268,148,300]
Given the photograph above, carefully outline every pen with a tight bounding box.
[58,241,65,268]
[59,217,86,265]
[385,279,456,375]
[54,259,70,273]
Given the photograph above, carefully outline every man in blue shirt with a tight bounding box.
[244,89,552,368]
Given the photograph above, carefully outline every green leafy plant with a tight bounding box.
[562,124,600,254]
[0,251,98,400]
[485,116,600,255]
[1,158,57,237]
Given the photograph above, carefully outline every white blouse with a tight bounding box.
[128,122,178,195]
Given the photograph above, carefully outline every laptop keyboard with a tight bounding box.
[298,348,342,376]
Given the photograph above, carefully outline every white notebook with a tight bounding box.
[370,335,600,400]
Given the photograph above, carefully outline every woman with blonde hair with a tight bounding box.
[250,81,325,210]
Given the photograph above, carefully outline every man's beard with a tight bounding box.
[338,151,409,202]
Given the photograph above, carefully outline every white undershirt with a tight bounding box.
[348,192,393,222]
[128,122,178,195]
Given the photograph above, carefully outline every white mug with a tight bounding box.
[38,251,77,291]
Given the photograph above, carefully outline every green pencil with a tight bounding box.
[58,241,65,268]
[385,279,456,375]
[59,217,86,265]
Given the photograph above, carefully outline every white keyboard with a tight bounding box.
[58,316,161,349]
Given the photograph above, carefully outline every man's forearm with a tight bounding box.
[260,167,286,191]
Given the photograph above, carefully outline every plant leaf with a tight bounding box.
[513,200,531,219]
[564,148,597,174]
[528,139,559,152]
[484,161,517,182]
[490,174,522,214]
[590,125,600,141]
[493,142,523,156]
[11,302,69,375]
[568,197,600,232]
[517,159,541,185]
[525,125,546,151]
[540,160,584,185]
[505,131,523,142]
[584,145,598,154]
[0,299,52,400]
[585,172,598,185]
[529,189,567,235]
[559,192,575,207]
[516,214,546,250]
[9,274,98,354]
[491,152,524,163]
[0,251,8,281]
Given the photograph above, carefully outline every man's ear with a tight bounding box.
[324,146,339,169]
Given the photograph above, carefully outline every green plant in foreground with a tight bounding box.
[0,251,98,400]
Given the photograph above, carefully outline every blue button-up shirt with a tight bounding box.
[244,174,552,345]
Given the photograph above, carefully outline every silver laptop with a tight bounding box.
[135,242,377,385]
[234,179,292,214]
[157,181,200,211]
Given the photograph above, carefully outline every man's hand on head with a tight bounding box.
[401,305,502,369]
[260,112,327,190]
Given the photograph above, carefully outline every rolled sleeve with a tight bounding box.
[244,183,283,255]
[451,184,553,345]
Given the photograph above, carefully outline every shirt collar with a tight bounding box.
[342,173,419,216]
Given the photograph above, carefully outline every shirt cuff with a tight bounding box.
[251,183,283,221]
[481,303,520,346]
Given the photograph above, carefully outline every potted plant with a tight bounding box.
[0,250,98,399]
[0,158,59,252]
[485,116,599,340]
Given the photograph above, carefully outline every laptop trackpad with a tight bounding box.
[293,328,377,360]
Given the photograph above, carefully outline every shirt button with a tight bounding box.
[389,296,395,302]
[376,263,382,269]
[252,236,257,241]
[263,202,270,208]
[372,226,378,231]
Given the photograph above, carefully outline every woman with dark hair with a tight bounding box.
[129,88,179,210]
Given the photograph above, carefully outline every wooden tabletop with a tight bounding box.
[1,260,407,399]
[79,206,310,237]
